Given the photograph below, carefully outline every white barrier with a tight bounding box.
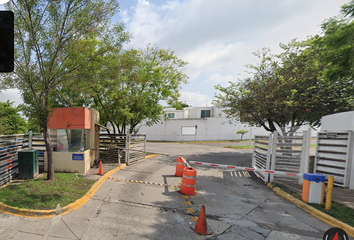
[189,161,303,177]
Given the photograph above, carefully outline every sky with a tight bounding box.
[0,0,350,107]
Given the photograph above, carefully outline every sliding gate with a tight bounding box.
[252,131,311,184]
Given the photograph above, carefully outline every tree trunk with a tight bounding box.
[44,127,55,180]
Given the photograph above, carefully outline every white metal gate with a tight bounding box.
[252,135,272,182]
[252,130,310,183]
[270,131,310,184]
[314,131,354,188]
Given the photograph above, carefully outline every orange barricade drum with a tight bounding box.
[175,156,186,177]
[180,167,197,195]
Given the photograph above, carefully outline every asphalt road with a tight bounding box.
[0,142,334,240]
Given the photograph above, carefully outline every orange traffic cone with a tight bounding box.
[190,205,212,235]
[98,161,103,175]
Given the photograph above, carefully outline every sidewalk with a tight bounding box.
[333,187,354,209]
[84,162,118,181]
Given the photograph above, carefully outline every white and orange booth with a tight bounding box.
[44,107,100,174]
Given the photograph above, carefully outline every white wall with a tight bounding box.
[321,111,354,131]
[138,117,269,141]
[139,106,316,141]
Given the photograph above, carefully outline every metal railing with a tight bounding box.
[99,133,147,165]
[0,133,31,187]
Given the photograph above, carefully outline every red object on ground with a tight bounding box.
[98,161,103,175]
[190,205,212,235]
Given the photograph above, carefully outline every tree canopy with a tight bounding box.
[0,101,27,135]
[0,0,127,180]
[215,1,354,135]
[167,100,191,110]
[215,40,335,135]
[90,46,188,134]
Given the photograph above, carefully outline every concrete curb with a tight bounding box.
[0,164,127,218]
[145,154,161,159]
[267,183,354,237]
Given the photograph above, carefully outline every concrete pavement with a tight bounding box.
[0,142,352,239]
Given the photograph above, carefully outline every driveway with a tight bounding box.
[0,142,332,240]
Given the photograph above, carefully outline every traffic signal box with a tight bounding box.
[302,173,326,204]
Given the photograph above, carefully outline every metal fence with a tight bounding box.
[271,131,310,185]
[99,133,127,164]
[252,130,311,185]
[0,133,31,187]
[126,134,146,165]
[252,135,272,182]
[314,131,354,188]
[31,133,45,172]
[99,133,146,165]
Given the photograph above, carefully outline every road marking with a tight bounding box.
[187,208,195,213]
[108,177,180,188]
[181,195,199,221]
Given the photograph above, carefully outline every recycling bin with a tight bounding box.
[302,173,325,204]
[18,149,39,179]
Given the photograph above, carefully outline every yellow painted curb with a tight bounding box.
[145,154,161,159]
[0,164,127,218]
[270,185,354,237]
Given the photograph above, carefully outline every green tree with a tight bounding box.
[311,0,354,111]
[0,0,124,180]
[236,130,248,141]
[167,100,190,110]
[0,101,27,135]
[215,40,330,135]
[91,46,188,134]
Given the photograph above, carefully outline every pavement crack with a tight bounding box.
[206,225,232,240]
[265,230,272,239]
[154,221,180,240]
[241,196,271,220]
[117,199,189,215]
[61,217,80,239]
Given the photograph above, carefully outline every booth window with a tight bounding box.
[50,129,90,152]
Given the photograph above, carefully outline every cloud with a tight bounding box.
[180,91,212,107]
[125,0,346,53]
[120,0,348,106]
[119,9,130,23]
[183,41,253,79]
[0,89,22,106]
[206,73,234,85]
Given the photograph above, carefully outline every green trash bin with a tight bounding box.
[18,149,39,179]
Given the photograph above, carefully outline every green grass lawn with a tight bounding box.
[224,145,254,149]
[0,173,95,210]
[310,202,354,227]
[273,183,354,227]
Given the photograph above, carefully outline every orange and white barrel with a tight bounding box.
[180,167,197,195]
[175,156,186,177]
